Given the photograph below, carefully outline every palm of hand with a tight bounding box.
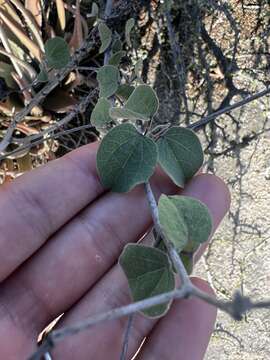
[0,143,229,359]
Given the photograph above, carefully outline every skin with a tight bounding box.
[0,142,230,360]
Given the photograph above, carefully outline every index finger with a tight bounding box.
[0,142,103,282]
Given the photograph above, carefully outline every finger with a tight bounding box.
[0,142,103,282]
[44,175,229,359]
[0,165,178,351]
[51,262,154,360]
[190,175,231,263]
[136,278,217,360]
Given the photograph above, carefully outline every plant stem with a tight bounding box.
[119,314,134,360]
[189,87,270,131]
[144,182,191,288]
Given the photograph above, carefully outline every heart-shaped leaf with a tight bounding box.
[97,123,157,192]
[158,195,188,252]
[98,22,112,53]
[90,97,113,127]
[44,37,70,69]
[125,18,135,47]
[119,244,175,318]
[157,127,203,187]
[110,85,159,121]
[97,65,119,98]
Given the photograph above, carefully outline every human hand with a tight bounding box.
[0,142,230,359]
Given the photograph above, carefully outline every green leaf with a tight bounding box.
[158,195,188,252]
[108,50,125,66]
[36,66,48,83]
[97,65,119,98]
[168,195,212,247]
[110,84,159,121]
[91,2,99,17]
[96,123,157,192]
[157,127,203,187]
[112,38,122,53]
[90,97,112,127]
[125,18,135,47]
[180,253,193,275]
[98,22,112,53]
[116,84,135,101]
[119,244,175,317]
[44,37,70,69]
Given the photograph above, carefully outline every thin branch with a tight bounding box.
[144,182,191,287]
[0,90,96,161]
[189,87,270,131]
[28,280,270,359]
[119,314,134,360]
[0,124,96,162]
[28,288,187,360]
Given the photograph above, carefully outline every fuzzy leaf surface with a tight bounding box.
[157,127,203,187]
[44,37,70,69]
[98,22,112,53]
[97,65,119,98]
[110,85,159,121]
[119,244,175,317]
[158,195,188,252]
[97,123,157,192]
[180,253,193,275]
[116,84,135,101]
[36,66,48,83]
[112,39,122,53]
[90,97,112,127]
[168,195,212,247]
[108,50,125,66]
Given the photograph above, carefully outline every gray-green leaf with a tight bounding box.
[98,22,112,53]
[116,84,135,101]
[125,18,135,47]
[108,50,125,66]
[44,37,70,69]
[97,123,157,192]
[91,2,99,17]
[168,195,212,246]
[158,195,189,252]
[36,66,48,83]
[119,244,175,317]
[180,252,193,275]
[90,97,112,127]
[157,127,203,187]
[97,65,119,98]
[110,84,159,121]
[112,39,122,53]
